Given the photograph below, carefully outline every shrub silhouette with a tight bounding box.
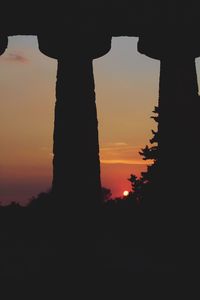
[128,106,159,208]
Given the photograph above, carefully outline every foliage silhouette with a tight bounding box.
[101,187,112,202]
[128,106,159,207]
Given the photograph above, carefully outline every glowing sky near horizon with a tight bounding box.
[1,36,200,204]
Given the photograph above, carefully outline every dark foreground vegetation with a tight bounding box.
[0,190,177,289]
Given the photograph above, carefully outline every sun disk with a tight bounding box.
[123,190,129,197]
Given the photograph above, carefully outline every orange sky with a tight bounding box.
[1,36,199,204]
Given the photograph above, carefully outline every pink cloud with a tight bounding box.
[3,52,29,63]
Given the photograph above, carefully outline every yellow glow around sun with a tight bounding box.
[123,190,129,197]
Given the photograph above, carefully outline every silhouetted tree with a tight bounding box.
[102,187,112,202]
[128,106,159,205]
[29,190,53,206]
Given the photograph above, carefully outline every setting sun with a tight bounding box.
[123,190,129,197]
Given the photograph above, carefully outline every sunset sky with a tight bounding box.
[1,36,200,204]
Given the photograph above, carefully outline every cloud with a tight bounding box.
[100,142,153,165]
[113,142,128,146]
[100,143,140,158]
[100,159,152,165]
[100,142,140,151]
[3,52,29,63]
[101,142,128,148]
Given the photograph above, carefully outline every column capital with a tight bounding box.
[37,33,112,60]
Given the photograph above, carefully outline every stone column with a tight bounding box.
[37,34,111,214]
[37,33,111,272]
[138,33,200,267]
[0,35,8,55]
[52,56,101,210]
[158,58,199,203]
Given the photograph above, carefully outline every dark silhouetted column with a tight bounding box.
[37,34,111,214]
[0,35,8,55]
[138,34,200,208]
[52,57,101,210]
[138,29,200,269]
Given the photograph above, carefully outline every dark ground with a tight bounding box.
[0,197,178,286]
[4,197,197,297]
